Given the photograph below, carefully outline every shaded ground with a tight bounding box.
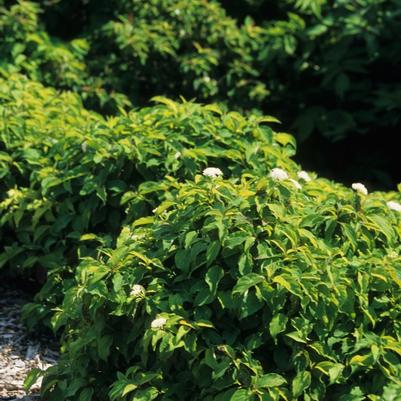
[0,285,58,400]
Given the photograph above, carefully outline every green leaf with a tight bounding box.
[133,216,154,227]
[338,387,365,401]
[239,291,263,318]
[328,364,344,384]
[230,389,253,401]
[269,313,288,340]
[206,241,221,266]
[205,265,224,295]
[233,273,265,295]
[41,176,62,193]
[255,373,287,388]
[286,331,307,344]
[367,214,394,242]
[275,133,296,148]
[122,383,138,396]
[349,353,374,367]
[23,368,43,392]
[258,115,281,124]
[194,286,214,306]
[185,231,198,248]
[80,233,99,241]
[112,273,124,292]
[131,386,159,400]
[175,249,191,272]
[292,371,311,397]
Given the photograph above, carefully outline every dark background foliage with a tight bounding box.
[1,0,400,188]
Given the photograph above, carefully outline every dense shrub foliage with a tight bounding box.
[0,73,295,325]
[39,176,401,400]
[1,1,401,400]
[2,76,400,400]
[1,0,401,186]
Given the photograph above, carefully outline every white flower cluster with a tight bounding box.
[203,167,223,178]
[387,201,401,212]
[351,182,368,196]
[269,168,288,181]
[297,171,311,182]
[151,317,167,329]
[269,168,302,189]
[130,284,145,297]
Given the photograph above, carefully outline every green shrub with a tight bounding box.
[0,1,84,85]
[26,0,401,139]
[0,74,296,326]
[37,173,401,400]
[1,4,401,397]
[0,74,111,274]
[3,0,401,185]
[0,1,130,111]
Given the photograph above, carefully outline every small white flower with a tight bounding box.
[290,179,302,190]
[151,317,167,329]
[297,171,311,182]
[130,284,145,297]
[203,76,211,83]
[179,29,186,37]
[174,151,181,160]
[269,168,288,181]
[387,201,401,212]
[351,182,368,196]
[203,167,223,178]
[81,141,88,153]
[174,8,180,15]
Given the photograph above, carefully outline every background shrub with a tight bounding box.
[2,0,400,187]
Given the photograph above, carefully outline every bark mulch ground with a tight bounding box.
[0,284,58,400]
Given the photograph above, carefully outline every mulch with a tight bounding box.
[0,284,58,400]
